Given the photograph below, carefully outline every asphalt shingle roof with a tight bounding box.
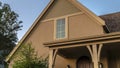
[100,12,120,32]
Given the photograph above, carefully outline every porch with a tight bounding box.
[44,32,120,68]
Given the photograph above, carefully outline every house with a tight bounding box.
[5,0,120,68]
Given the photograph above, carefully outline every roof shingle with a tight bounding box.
[100,12,120,32]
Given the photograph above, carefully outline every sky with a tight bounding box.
[1,0,120,41]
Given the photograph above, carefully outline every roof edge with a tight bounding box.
[69,0,105,25]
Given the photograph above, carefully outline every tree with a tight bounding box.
[0,1,22,66]
[13,43,48,68]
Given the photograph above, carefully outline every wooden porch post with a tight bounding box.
[49,49,53,68]
[49,49,58,68]
[92,45,99,68]
[87,44,103,68]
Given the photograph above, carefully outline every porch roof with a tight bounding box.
[44,32,120,49]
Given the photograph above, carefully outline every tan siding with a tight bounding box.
[42,0,80,20]
[25,20,54,57]
[68,14,104,39]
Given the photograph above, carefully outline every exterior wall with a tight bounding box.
[68,14,104,39]
[8,10,105,68]
[41,13,104,42]
[24,20,54,57]
[8,0,105,68]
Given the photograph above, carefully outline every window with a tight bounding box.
[55,18,67,39]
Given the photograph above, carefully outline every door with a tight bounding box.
[77,56,93,68]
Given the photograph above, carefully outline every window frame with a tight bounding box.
[54,17,68,40]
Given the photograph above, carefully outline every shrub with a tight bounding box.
[12,43,48,68]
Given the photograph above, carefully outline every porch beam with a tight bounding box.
[48,39,120,49]
[45,32,120,49]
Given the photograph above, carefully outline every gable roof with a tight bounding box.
[5,0,105,62]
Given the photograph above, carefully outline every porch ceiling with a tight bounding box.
[103,42,120,52]
[58,46,91,58]
[44,32,120,49]
[101,42,120,58]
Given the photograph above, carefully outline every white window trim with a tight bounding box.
[54,17,68,40]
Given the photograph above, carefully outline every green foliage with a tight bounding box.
[0,1,22,65]
[0,2,22,50]
[12,43,48,68]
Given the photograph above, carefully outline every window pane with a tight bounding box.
[56,18,66,39]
